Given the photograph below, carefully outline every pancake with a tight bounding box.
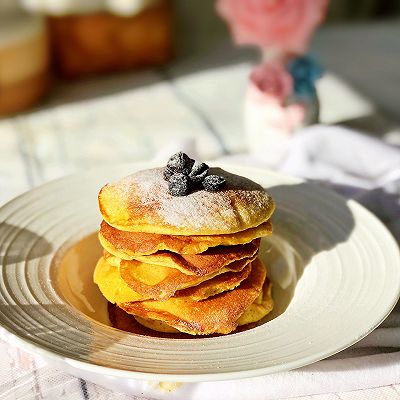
[134,277,273,333]
[107,303,195,339]
[118,257,253,300]
[94,254,253,303]
[174,264,252,301]
[123,239,259,276]
[98,167,274,235]
[108,303,271,338]
[102,232,260,275]
[236,277,274,325]
[134,316,179,333]
[102,252,120,267]
[119,258,267,335]
[99,219,271,256]
[93,256,144,304]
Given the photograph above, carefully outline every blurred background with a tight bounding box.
[0,0,399,204]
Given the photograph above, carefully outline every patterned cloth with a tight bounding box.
[1,338,400,399]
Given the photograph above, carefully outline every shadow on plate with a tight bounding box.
[0,223,53,264]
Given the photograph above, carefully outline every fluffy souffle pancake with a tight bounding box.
[98,167,274,235]
[94,153,275,336]
[120,258,268,335]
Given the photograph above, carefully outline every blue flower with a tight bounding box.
[288,55,324,99]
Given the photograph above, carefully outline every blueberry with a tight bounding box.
[202,175,226,192]
[189,161,209,183]
[167,152,195,175]
[168,173,191,196]
[163,167,174,181]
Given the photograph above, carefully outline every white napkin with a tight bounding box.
[217,125,400,241]
[149,124,400,399]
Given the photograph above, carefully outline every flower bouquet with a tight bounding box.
[217,0,329,158]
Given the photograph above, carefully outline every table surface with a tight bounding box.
[0,18,399,400]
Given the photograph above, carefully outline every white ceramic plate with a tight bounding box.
[0,163,399,384]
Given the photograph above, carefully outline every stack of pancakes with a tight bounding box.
[94,166,275,336]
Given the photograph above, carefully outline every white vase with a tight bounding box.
[244,87,319,163]
[292,94,319,127]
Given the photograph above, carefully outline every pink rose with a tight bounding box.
[216,0,329,54]
[249,61,293,103]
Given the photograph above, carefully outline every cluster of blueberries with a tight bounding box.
[164,152,226,196]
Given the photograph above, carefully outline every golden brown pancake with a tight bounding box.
[99,167,274,235]
[107,303,195,338]
[108,303,271,338]
[133,277,273,333]
[99,220,271,256]
[119,257,253,300]
[174,265,252,301]
[119,258,267,335]
[103,233,260,276]
[236,277,274,325]
[94,254,253,303]
[93,256,144,303]
[124,240,259,276]
[134,316,179,333]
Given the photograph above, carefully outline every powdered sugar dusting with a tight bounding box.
[110,167,273,233]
